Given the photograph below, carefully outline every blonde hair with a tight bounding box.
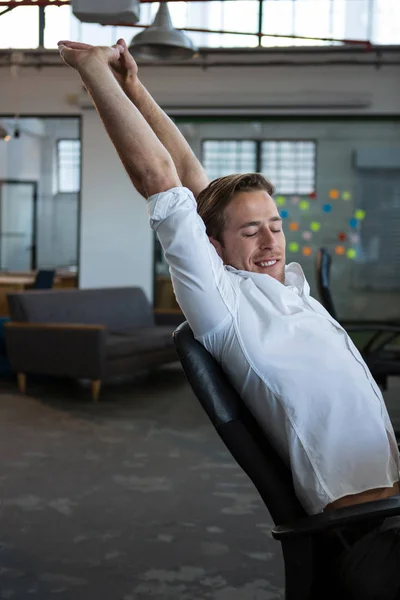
[197,173,275,244]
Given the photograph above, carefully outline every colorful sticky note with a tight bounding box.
[329,189,340,199]
[302,231,312,241]
[291,196,300,205]
[322,204,332,213]
[299,200,310,211]
[310,221,321,232]
[276,196,286,206]
[302,246,312,256]
[338,232,347,242]
[280,209,289,219]
[309,191,317,199]
[288,242,299,253]
[349,218,358,229]
[355,209,366,220]
[347,248,357,259]
[289,222,300,231]
[335,245,346,255]
[350,233,359,244]
[342,191,352,200]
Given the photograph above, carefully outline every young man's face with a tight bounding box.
[210,189,286,284]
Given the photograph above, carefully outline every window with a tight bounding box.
[202,139,316,195]
[261,140,316,195]
[202,140,257,180]
[57,140,81,193]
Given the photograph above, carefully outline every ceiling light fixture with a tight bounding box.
[129,2,198,61]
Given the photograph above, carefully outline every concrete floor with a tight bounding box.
[0,366,399,600]
[0,366,285,600]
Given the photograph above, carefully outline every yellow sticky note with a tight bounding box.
[342,191,352,200]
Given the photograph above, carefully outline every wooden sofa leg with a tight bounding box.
[17,373,26,394]
[91,379,101,402]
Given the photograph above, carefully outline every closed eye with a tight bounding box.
[243,232,257,238]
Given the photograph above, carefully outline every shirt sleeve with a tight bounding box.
[148,187,235,338]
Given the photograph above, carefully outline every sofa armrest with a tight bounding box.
[272,496,400,541]
[5,322,107,379]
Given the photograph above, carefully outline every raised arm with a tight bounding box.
[58,42,180,199]
[59,39,210,198]
[118,39,210,199]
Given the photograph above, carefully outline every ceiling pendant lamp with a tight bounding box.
[129,2,198,61]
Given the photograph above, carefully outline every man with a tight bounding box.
[59,40,400,598]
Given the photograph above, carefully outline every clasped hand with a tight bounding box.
[58,38,138,88]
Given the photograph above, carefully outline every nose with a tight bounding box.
[259,227,277,249]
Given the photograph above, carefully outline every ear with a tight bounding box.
[209,236,223,259]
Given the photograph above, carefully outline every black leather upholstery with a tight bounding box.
[173,321,305,526]
[315,248,338,320]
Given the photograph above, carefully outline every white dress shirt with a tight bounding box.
[149,187,400,515]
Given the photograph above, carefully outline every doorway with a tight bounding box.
[0,180,37,272]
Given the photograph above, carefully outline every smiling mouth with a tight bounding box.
[255,259,278,268]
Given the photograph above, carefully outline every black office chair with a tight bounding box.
[173,321,400,600]
[30,269,56,290]
[316,247,400,390]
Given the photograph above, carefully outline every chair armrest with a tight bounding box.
[343,324,400,354]
[5,322,107,378]
[272,496,400,541]
[153,309,185,327]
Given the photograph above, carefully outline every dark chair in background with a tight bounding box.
[173,321,400,599]
[316,247,400,390]
[28,269,56,290]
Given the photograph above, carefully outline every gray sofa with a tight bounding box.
[5,287,181,401]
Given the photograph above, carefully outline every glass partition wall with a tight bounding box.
[0,116,81,279]
[153,117,400,322]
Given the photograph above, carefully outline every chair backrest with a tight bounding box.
[33,269,56,289]
[315,247,338,320]
[173,321,307,526]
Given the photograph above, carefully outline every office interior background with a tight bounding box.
[0,1,399,598]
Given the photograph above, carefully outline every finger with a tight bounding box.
[117,38,127,49]
[58,44,75,64]
[111,43,125,56]
[58,40,93,50]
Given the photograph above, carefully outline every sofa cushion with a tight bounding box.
[7,287,155,331]
[106,327,174,359]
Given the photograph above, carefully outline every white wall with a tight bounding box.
[0,50,399,301]
[80,111,152,293]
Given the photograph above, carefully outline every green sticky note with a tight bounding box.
[276,196,286,206]
[342,191,352,200]
[355,209,366,220]
[347,248,357,259]
[289,242,299,253]
[299,200,310,211]
[310,221,321,232]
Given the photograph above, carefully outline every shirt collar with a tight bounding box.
[225,261,310,296]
